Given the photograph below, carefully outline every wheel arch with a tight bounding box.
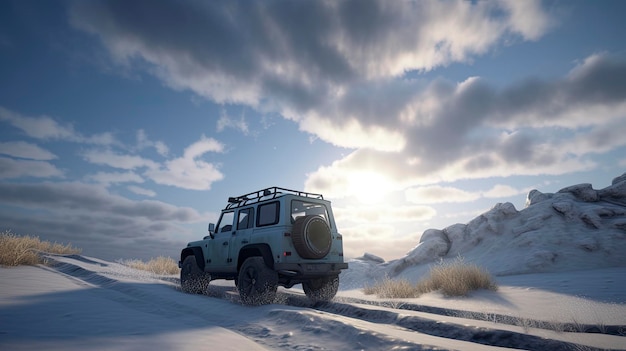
[237,244,274,271]
[181,247,205,271]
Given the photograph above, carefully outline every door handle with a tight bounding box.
[241,240,249,244]
[223,241,228,246]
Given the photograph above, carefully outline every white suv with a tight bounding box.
[179,187,348,305]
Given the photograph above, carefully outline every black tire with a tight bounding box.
[238,257,278,305]
[292,215,332,259]
[303,275,339,303]
[180,255,210,294]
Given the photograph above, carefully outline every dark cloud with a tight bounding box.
[0,157,64,179]
[566,53,626,104]
[0,211,185,260]
[72,1,257,76]
[0,182,202,221]
[398,53,626,174]
[69,0,548,113]
[0,181,208,260]
[70,0,353,110]
[499,132,534,163]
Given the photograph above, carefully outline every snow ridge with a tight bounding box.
[387,173,626,277]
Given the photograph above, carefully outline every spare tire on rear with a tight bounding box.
[292,215,332,259]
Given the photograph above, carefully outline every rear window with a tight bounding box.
[257,201,279,227]
[291,200,330,227]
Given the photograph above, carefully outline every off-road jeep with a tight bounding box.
[179,187,348,305]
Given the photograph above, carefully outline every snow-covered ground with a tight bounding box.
[1,174,625,350]
[0,255,624,350]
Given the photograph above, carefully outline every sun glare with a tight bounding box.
[349,172,393,205]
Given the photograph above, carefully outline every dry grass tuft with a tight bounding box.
[122,256,179,275]
[363,278,420,298]
[419,258,498,297]
[363,257,497,298]
[0,230,82,266]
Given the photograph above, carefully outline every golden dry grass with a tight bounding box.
[417,259,498,296]
[0,230,82,266]
[122,256,179,275]
[363,258,498,298]
[363,277,420,298]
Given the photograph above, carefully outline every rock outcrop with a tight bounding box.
[387,173,626,277]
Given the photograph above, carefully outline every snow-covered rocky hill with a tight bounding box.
[346,173,626,286]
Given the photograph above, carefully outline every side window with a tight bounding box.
[257,201,279,227]
[237,208,254,230]
[217,211,234,233]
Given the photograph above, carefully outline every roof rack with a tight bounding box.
[225,187,324,209]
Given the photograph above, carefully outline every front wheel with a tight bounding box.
[238,257,278,305]
[303,275,339,303]
[180,255,210,294]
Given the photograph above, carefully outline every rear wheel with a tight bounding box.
[238,257,278,305]
[303,275,339,303]
[180,255,210,294]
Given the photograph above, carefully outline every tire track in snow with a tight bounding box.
[333,296,626,337]
[41,257,451,350]
[43,256,625,351]
[280,294,623,351]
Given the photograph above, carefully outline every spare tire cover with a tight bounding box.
[292,215,332,259]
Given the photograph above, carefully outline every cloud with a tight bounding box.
[83,135,224,191]
[1,104,226,192]
[216,109,249,135]
[0,141,57,160]
[500,0,553,41]
[339,225,422,260]
[405,186,480,204]
[0,106,120,146]
[334,205,436,225]
[69,0,552,149]
[298,114,406,151]
[136,129,169,156]
[86,171,144,185]
[0,106,77,140]
[127,185,156,197]
[82,149,159,170]
[0,181,203,222]
[482,184,523,198]
[0,157,64,180]
[561,116,626,155]
[144,135,224,190]
[405,184,524,204]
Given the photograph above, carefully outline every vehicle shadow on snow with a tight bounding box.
[0,281,286,346]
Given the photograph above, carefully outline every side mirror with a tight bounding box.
[208,223,215,239]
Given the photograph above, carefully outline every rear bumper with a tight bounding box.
[274,262,348,278]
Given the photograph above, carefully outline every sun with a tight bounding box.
[348,172,394,205]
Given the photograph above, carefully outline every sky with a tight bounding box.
[1,0,625,262]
